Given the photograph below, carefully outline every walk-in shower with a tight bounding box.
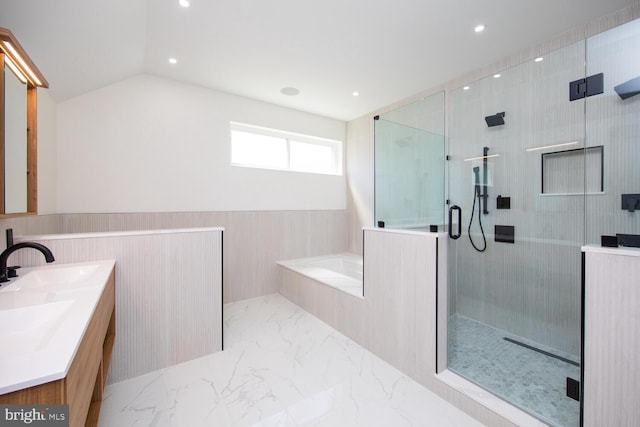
[374,17,640,427]
[448,38,587,427]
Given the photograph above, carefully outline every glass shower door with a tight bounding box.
[446,41,586,427]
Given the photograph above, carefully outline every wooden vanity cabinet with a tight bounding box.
[0,268,116,427]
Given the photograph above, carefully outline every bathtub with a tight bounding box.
[277,253,363,298]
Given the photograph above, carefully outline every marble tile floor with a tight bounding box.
[448,314,580,427]
[99,294,484,427]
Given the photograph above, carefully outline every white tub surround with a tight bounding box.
[583,244,640,426]
[278,255,366,345]
[12,228,223,384]
[277,253,362,298]
[0,260,115,394]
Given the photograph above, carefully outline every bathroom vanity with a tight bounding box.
[0,260,116,427]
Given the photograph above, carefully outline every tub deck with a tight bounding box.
[277,253,363,298]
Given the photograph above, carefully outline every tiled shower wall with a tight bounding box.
[0,210,348,303]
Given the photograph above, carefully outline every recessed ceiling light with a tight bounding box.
[474,24,485,33]
[179,0,190,7]
[493,73,501,79]
[463,86,470,90]
[280,87,300,96]
[534,56,544,63]
[169,57,177,64]
[352,91,359,97]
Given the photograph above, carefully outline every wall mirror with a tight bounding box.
[0,27,48,217]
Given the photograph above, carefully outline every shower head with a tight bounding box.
[485,112,505,127]
[614,76,640,100]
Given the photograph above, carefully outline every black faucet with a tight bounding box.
[0,242,55,283]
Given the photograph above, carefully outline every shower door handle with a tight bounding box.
[449,205,462,239]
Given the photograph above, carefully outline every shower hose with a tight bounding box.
[468,187,487,252]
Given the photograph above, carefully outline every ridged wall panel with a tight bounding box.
[57,210,348,302]
[0,210,348,303]
[12,229,223,385]
[584,249,640,426]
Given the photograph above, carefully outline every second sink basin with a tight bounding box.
[2,263,102,293]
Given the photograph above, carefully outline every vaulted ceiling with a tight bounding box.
[1,0,637,120]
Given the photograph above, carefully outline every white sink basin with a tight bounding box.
[0,300,74,353]
[0,259,116,394]
[3,263,101,293]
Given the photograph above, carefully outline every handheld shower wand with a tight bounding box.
[473,167,482,199]
[469,166,487,252]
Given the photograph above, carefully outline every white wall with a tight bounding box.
[57,74,346,213]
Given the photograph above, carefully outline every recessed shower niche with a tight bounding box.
[542,146,604,194]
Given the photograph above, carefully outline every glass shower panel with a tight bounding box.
[584,18,640,244]
[447,41,586,426]
[374,92,445,230]
[374,119,444,229]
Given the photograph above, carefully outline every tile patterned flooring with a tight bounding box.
[448,314,580,427]
[98,294,484,427]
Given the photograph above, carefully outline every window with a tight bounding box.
[230,122,342,175]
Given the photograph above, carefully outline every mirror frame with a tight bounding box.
[0,27,48,217]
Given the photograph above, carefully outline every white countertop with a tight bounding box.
[582,244,640,257]
[0,259,116,394]
[19,227,224,241]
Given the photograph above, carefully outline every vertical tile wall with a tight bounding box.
[0,210,349,303]
[584,248,640,426]
[12,229,223,384]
